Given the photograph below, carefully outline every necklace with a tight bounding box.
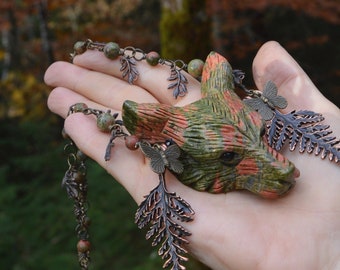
[61,39,339,270]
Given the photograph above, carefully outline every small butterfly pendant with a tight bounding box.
[243,81,287,121]
[138,141,184,174]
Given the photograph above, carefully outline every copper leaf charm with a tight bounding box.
[167,65,188,98]
[136,141,193,269]
[267,110,340,163]
[135,173,194,270]
[120,56,139,84]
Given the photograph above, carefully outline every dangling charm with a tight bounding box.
[234,72,340,163]
[243,81,287,121]
[136,141,194,270]
[71,39,190,98]
[69,103,128,161]
[62,139,91,269]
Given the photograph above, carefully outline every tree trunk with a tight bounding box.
[160,0,211,62]
[37,0,54,65]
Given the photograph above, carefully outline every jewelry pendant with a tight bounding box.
[61,41,339,270]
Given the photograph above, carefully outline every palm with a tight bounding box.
[114,151,339,269]
[45,41,340,269]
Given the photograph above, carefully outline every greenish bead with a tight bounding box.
[97,112,115,132]
[76,150,87,161]
[187,59,204,78]
[73,41,87,55]
[103,42,120,59]
[83,216,91,227]
[146,51,160,66]
[73,103,88,113]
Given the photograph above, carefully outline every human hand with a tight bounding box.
[45,41,340,270]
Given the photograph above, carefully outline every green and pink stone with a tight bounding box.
[122,52,298,199]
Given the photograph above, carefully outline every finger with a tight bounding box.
[252,41,339,115]
[48,87,156,202]
[58,91,208,205]
[64,112,160,203]
[48,87,117,119]
[45,61,158,111]
[252,41,340,202]
[73,50,202,106]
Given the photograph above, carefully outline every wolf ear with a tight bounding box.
[200,52,264,137]
[200,51,234,98]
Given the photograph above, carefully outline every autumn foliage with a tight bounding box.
[0,0,339,269]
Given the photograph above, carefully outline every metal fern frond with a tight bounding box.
[167,66,188,98]
[120,56,139,84]
[135,173,194,270]
[266,110,340,163]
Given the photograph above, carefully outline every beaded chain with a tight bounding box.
[71,39,205,98]
[61,39,340,270]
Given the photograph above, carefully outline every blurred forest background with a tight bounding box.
[0,0,339,269]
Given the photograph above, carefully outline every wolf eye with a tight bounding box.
[219,151,241,166]
[220,151,234,161]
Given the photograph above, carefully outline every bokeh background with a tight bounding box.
[0,0,339,269]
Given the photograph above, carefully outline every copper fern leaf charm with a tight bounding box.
[120,56,139,84]
[135,173,194,270]
[267,110,340,163]
[135,142,194,270]
[241,80,340,164]
[167,65,188,98]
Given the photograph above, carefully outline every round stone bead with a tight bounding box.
[146,51,160,66]
[83,216,91,227]
[73,103,88,113]
[73,41,87,55]
[77,239,91,253]
[187,59,204,78]
[73,171,85,183]
[76,150,87,161]
[125,135,139,150]
[103,42,120,59]
[96,112,115,132]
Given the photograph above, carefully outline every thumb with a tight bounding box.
[252,41,339,116]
